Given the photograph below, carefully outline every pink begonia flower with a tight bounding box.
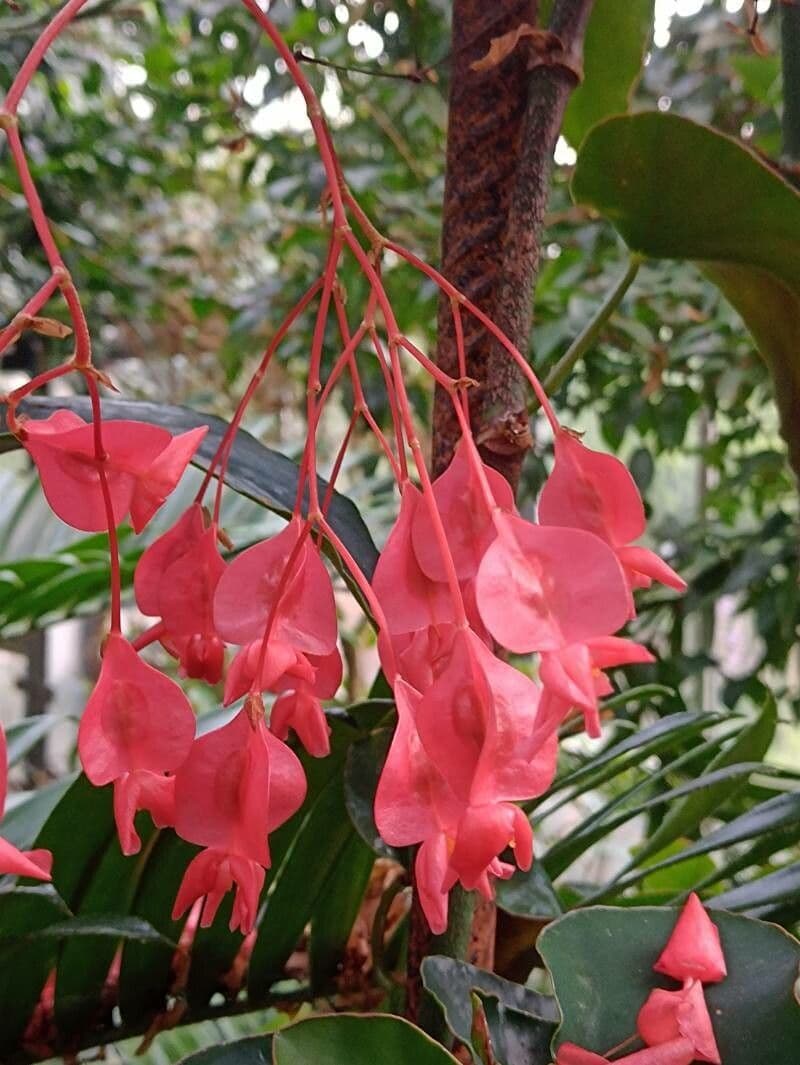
[638,980,721,1065]
[372,485,459,636]
[112,770,176,857]
[539,636,655,738]
[375,647,555,933]
[77,633,195,855]
[135,504,227,684]
[475,512,630,655]
[391,624,459,693]
[0,725,52,880]
[270,648,343,758]
[214,516,337,655]
[172,708,305,933]
[223,637,309,706]
[411,438,515,582]
[556,1043,695,1065]
[653,893,727,984]
[538,429,686,602]
[22,410,206,533]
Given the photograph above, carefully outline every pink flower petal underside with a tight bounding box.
[617,546,687,594]
[475,513,630,654]
[172,848,265,934]
[638,981,721,1065]
[653,893,727,984]
[538,429,645,545]
[78,634,195,785]
[414,832,451,935]
[134,504,206,617]
[173,709,271,865]
[411,438,515,582]
[23,416,169,531]
[263,728,306,831]
[372,485,459,636]
[113,770,176,857]
[375,679,460,849]
[615,1039,696,1065]
[129,426,208,534]
[447,802,533,892]
[223,638,304,706]
[270,690,331,757]
[0,837,52,880]
[214,517,337,654]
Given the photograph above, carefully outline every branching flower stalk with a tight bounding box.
[0,0,688,1025]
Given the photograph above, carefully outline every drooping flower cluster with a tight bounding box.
[557,893,726,1065]
[1,1,687,959]
[373,430,682,931]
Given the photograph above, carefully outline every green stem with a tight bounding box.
[415,885,476,1040]
[534,254,642,406]
[781,0,800,165]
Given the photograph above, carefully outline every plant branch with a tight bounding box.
[535,253,642,405]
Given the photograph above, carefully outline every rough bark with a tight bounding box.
[432,0,595,487]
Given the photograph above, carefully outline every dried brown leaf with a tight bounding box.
[471,24,562,74]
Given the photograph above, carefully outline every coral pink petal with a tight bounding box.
[172,848,265,934]
[78,634,195,785]
[448,803,532,891]
[0,837,52,880]
[653,893,727,984]
[539,430,645,545]
[415,833,450,935]
[375,680,455,847]
[263,729,307,830]
[617,546,687,593]
[556,1045,609,1065]
[475,514,630,654]
[411,438,514,582]
[134,504,206,616]
[129,426,208,533]
[113,771,176,856]
[159,526,226,672]
[638,982,720,1065]
[223,638,302,706]
[372,485,459,636]
[586,636,656,669]
[306,648,343,699]
[173,709,270,865]
[616,1039,696,1065]
[214,518,337,653]
[270,691,330,758]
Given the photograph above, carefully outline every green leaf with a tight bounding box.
[0,775,74,850]
[709,861,800,916]
[631,696,776,867]
[421,956,557,1065]
[178,1036,273,1064]
[272,1014,462,1065]
[572,112,800,478]
[344,727,399,860]
[539,905,800,1064]
[2,396,379,578]
[4,715,59,765]
[560,0,653,147]
[19,913,170,944]
[495,861,562,920]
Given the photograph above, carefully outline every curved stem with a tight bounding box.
[84,374,122,635]
[538,254,642,403]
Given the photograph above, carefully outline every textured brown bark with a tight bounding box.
[432,0,594,487]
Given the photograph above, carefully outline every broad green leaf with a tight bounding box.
[0,775,74,850]
[495,860,562,920]
[557,0,653,147]
[539,905,800,1064]
[21,913,170,944]
[572,112,800,477]
[4,715,59,764]
[2,396,379,578]
[421,956,557,1065]
[631,696,776,867]
[178,1036,273,1064]
[273,1014,462,1065]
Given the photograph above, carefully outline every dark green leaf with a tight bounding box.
[178,1035,273,1064]
[539,905,800,1064]
[344,727,399,860]
[273,1014,462,1065]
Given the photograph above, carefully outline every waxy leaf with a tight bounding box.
[273,1014,462,1065]
[572,112,800,479]
[539,905,800,1064]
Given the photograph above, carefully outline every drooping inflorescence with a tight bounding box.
[0,0,686,944]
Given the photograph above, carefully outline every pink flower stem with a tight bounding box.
[384,240,561,435]
[84,373,122,635]
[132,621,167,652]
[369,326,408,479]
[197,277,325,522]
[0,273,63,357]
